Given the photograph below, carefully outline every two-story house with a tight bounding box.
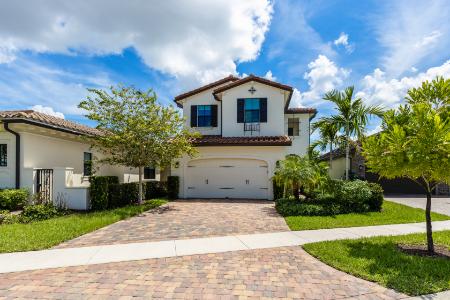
[172,75,317,200]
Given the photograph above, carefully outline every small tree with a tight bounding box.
[79,86,198,204]
[311,118,342,169]
[362,77,450,254]
[273,155,319,200]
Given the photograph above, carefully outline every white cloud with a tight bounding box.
[289,55,349,108]
[0,58,113,115]
[333,32,354,53]
[31,105,65,119]
[366,124,382,136]
[264,70,276,81]
[0,0,273,87]
[356,60,450,108]
[373,0,450,76]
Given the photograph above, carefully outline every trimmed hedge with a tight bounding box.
[89,176,119,210]
[167,176,179,200]
[0,189,29,210]
[145,181,167,200]
[273,180,284,200]
[275,180,384,217]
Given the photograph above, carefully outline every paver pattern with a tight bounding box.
[0,246,406,299]
[56,199,289,248]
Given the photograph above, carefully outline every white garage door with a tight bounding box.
[185,158,268,199]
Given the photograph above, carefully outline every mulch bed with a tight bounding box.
[397,244,450,259]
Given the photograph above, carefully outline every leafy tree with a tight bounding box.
[79,86,198,204]
[362,77,450,254]
[322,86,384,179]
[273,155,322,200]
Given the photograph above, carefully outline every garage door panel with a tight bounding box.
[185,159,268,199]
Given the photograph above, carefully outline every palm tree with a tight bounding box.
[311,119,340,169]
[323,86,384,180]
[273,155,317,200]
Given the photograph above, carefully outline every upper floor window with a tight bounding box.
[237,98,267,123]
[288,118,299,136]
[0,144,6,167]
[190,105,218,127]
[144,167,156,180]
[83,152,92,176]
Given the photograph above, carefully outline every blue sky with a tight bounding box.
[0,0,449,133]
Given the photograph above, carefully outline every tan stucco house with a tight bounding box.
[172,75,317,200]
[0,110,161,209]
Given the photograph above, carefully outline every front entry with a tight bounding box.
[185,158,268,199]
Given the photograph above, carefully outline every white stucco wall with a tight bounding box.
[221,81,287,137]
[328,157,346,179]
[0,130,16,188]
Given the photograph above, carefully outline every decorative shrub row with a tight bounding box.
[89,176,173,210]
[89,176,119,210]
[167,176,179,200]
[0,189,29,210]
[275,180,384,216]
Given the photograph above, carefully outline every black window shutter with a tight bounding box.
[211,105,218,127]
[237,99,244,123]
[190,105,197,127]
[260,98,267,122]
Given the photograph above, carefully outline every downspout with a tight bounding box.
[3,122,20,188]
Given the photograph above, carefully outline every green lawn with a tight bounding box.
[0,199,167,253]
[285,201,450,230]
[303,230,450,296]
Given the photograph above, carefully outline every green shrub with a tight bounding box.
[275,198,340,216]
[273,180,284,200]
[108,183,125,208]
[89,176,119,210]
[167,176,179,200]
[145,181,167,199]
[21,204,62,222]
[121,182,145,204]
[0,189,29,210]
[336,180,372,213]
[367,182,384,211]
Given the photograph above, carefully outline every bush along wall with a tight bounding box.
[167,176,179,200]
[273,180,284,200]
[89,176,119,210]
[275,180,384,217]
[145,181,167,200]
[0,189,29,210]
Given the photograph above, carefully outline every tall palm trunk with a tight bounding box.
[345,125,350,180]
[329,142,333,169]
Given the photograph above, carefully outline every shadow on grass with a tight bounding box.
[341,239,450,295]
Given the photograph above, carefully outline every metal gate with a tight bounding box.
[35,169,53,203]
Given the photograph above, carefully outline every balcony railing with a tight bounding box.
[244,122,260,135]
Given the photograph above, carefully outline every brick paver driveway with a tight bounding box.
[0,247,405,299]
[57,199,289,248]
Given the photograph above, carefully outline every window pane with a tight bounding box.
[197,105,212,126]
[0,144,6,167]
[144,167,156,180]
[244,99,260,123]
[83,152,92,176]
[288,118,299,136]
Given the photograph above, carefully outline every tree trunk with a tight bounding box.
[138,166,143,205]
[293,182,300,201]
[329,143,333,169]
[345,138,350,180]
[425,190,434,254]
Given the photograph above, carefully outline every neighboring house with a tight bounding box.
[321,145,450,195]
[0,110,162,209]
[171,75,317,200]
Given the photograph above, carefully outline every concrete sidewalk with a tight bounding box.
[1,220,450,274]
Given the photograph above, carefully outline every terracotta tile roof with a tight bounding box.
[174,75,239,107]
[213,74,293,98]
[0,110,102,136]
[192,135,292,146]
[285,107,317,114]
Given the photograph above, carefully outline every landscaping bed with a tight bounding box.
[303,230,450,296]
[0,199,167,253]
[284,200,450,230]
